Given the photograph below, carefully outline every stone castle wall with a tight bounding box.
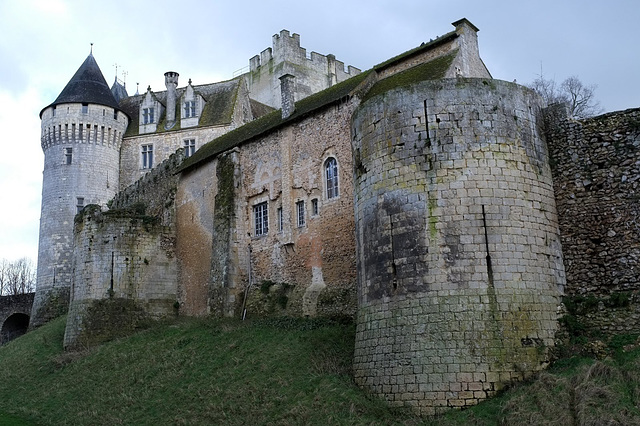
[111,149,185,223]
[546,105,640,334]
[64,205,177,349]
[351,78,564,415]
[176,100,359,319]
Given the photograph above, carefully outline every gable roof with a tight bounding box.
[40,53,122,117]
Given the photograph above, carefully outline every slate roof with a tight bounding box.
[40,53,122,117]
[120,79,245,137]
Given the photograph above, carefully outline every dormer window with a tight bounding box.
[142,107,155,124]
[184,101,196,118]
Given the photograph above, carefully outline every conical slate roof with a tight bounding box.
[40,53,122,117]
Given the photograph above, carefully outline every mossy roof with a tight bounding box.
[363,49,458,102]
[176,33,461,174]
[121,79,240,137]
[176,70,372,173]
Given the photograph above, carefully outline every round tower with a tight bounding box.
[31,53,129,328]
[351,78,565,415]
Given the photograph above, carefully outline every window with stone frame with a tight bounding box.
[184,100,196,118]
[296,200,305,227]
[76,197,84,214]
[141,144,153,169]
[65,147,72,165]
[325,157,339,199]
[142,107,155,124]
[183,139,196,158]
[254,202,269,236]
[277,207,283,232]
[311,198,319,216]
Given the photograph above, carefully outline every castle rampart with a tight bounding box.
[351,78,564,414]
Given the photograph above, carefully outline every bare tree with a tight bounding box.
[529,74,603,119]
[0,258,36,296]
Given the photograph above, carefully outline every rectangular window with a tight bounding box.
[141,144,153,169]
[71,123,76,142]
[52,106,56,117]
[183,139,196,158]
[78,123,83,141]
[93,125,98,143]
[184,101,196,118]
[311,198,319,216]
[254,202,268,236]
[65,148,72,165]
[142,107,155,124]
[76,197,84,214]
[81,103,88,114]
[296,201,305,227]
[277,207,283,232]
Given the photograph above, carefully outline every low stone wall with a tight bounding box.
[64,205,177,349]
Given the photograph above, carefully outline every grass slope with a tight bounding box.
[0,317,639,425]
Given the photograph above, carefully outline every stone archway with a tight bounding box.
[1,313,30,344]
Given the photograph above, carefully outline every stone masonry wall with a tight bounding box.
[352,78,564,415]
[546,105,640,334]
[235,101,358,319]
[64,205,177,349]
[111,149,185,224]
[120,125,233,189]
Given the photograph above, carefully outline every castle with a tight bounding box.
[31,18,640,415]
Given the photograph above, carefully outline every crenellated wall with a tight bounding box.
[351,78,564,415]
[246,30,360,110]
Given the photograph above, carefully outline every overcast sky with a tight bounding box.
[0,0,638,264]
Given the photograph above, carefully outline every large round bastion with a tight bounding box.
[351,78,565,415]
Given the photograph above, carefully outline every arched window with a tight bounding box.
[325,157,339,199]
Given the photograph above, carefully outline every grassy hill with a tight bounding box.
[0,316,639,425]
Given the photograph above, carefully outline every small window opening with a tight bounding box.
[296,201,305,227]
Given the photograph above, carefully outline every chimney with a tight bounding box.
[164,71,179,129]
[279,74,295,119]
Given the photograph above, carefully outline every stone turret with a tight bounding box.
[164,71,179,129]
[31,52,129,328]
